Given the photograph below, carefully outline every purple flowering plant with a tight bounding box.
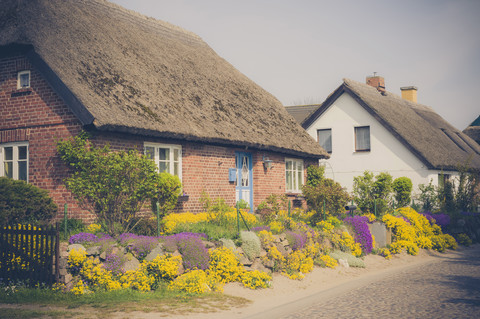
[343,216,373,254]
[285,230,307,251]
[103,253,125,275]
[69,232,99,245]
[163,232,209,270]
[252,226,271,232]
[117,233,160,260]
[421,212,450,227]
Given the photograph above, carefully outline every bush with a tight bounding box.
[306,165,325,187]
[57,133,161,235]
[152,172,182,218]
[393,177,413,208]
[303,178,351,219]
[0,177,57,226]
[417,181,439,212]
[328,250,365,268]
[166,233,210,270]
[353,171,393,215]
[256,194,288,222]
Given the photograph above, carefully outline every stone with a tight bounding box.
[122,256,140,272]
[202,240,216,249]
[99,251,107,261]
[239,253,253,266]
[68,244,86,253]
[86,246,101,256]
[260,249,267,258]
[275,243,288,257]
[64,273,73,284]
[145,243,165,261]
[250,259,270,273]
[262,258,275,270]
[338,258,349,268]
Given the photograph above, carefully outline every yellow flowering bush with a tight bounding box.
[70,279,89,295]
[268,220,285,234]
[389,240,419,256]
[168,269,211,294]
[86,223,101,234]
[362,213,376,223]
[318,255,338,268]
[333,232,362,257]
[146,254,183,282]
[80,258,122,291]
[119,266,154,292]
[162,212,210,234]
[283,250,313,280]
[416,236,433,249]
[317,220,334,233]
[378,248,392,260]
[240,270,272,289]
[208,247,244,283]
[67,248,87,275]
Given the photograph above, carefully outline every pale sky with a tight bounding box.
[110,0,480,130]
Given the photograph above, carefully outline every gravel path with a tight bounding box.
[248,246,480,319]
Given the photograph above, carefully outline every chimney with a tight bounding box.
[400,86,418,103]
[366,75,385,93]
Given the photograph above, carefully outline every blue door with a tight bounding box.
[235,152,253,211]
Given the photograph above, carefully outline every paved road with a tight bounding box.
[247,246,480,319]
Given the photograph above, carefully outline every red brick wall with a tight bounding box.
[0,55,89,222]
[1,54,318,222]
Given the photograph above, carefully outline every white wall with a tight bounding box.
[305,93,456,193]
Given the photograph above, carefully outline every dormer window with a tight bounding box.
[17,70,31,89]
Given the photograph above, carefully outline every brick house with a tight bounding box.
[0,0,328,222]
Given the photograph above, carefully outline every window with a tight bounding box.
[285,158,304,193]
[17,70,31,89]
[0,142,28,181]
[355,126,370,152]
[144,143,182,180]
[317,129,332,153]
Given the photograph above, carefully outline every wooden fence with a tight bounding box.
[0,223,59,286]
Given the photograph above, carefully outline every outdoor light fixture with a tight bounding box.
[262,155,273,170]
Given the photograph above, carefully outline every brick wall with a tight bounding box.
[1,54,317,223]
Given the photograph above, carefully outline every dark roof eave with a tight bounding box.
[94,124,329,159]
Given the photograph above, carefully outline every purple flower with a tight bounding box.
[285,230,307,251]
[343,216,373,254]
[69,232,99,245]
[163,232,209,270]
[252,226,271,232]
[103,253,124,275]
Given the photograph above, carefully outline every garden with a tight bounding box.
[0,133,479,317]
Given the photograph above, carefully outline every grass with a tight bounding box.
[0,286,250,318]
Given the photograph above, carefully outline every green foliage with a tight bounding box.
[57,133,161,236]
[353,171,393,215]
[438,177,456,213]
[417,181,439,212]
[256,194,288,222]
[199,191,231,215]
[152,172,182,218]
[306,165,325,187]
[455,164,480,212]
[393,177,413,208]
[303,178,351,220]
[0,177,57,226]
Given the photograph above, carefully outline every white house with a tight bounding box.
[286,76,480,192]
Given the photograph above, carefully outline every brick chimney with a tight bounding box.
[400,86,418,103]
[366,75,385,93]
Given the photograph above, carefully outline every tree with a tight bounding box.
[393,177,413,208]
[153,172,182,219]
[417,181,439,212]
[455,164,480,212]
[57,133,161,235]
[353,171,393,215]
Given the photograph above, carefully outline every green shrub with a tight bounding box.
[306,165,325,187]
[0,177,57,226]
[393,177,413,208]
[303,178,351,219]
[417,181,439,212]
[240,231,262,261]
[353,171,393,215]
[256,194,288,222]
[152,172,182,218]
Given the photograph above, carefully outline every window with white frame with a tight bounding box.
[1,142,29,181]
[17,70,31,89]
[285,158,304,193]
[317,128,332,153]
[355,126,370,152]
[144,143,182,180]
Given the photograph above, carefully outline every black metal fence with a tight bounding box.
[0,223,59,286]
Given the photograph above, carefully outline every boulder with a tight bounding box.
[338,258,349,268]
[86,245,101,256]
[122,255,140,272]
[145,243,165,261]
[68,244,86,253]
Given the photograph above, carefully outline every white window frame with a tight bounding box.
[355,126,371,152]
[317,128,332,153]
[0,142,29,182]
[17,70,31,89]
[285,158,304,193]
[144,143,182,181]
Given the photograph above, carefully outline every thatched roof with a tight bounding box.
[463,116,480,145]
[285,104,320,124]
[0,0,328,159]
[301,78,480,170]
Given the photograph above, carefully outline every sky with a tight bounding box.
[110,0,480,131]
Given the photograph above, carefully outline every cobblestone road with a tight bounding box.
[249,246,480,319]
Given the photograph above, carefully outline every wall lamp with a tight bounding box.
[262,155,273,170]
